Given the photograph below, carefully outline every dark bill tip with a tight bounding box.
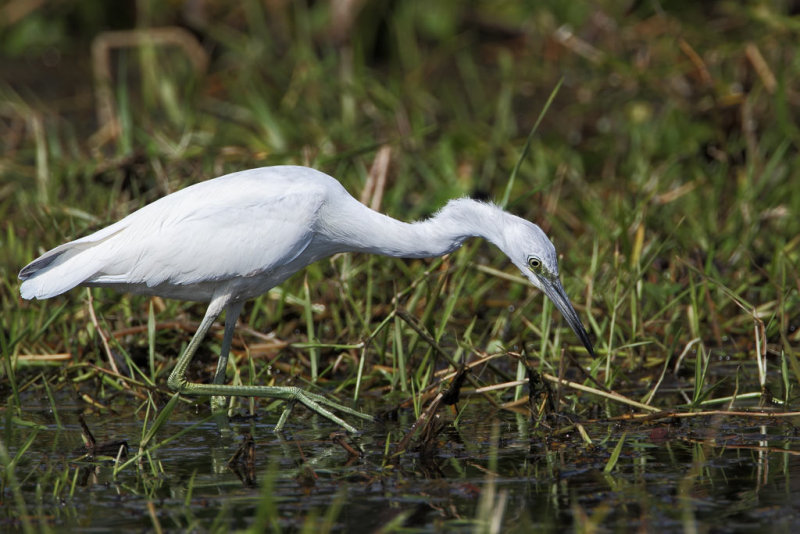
[544,279,595,358]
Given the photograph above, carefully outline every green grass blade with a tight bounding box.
[603,431,626,473]
[500,77,563,209]
[40,373,63,429]
[0,438,35,534]
[140,392,181,449]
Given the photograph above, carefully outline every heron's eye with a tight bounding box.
[527,256,542,271]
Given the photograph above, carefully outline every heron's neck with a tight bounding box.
[326,198,509,258]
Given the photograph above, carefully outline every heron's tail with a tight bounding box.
[19,222,128,300]
[19,241,104,300]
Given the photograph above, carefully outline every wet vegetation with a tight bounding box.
[2,1,800,532]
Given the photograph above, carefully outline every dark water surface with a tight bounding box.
[3,387,800,532]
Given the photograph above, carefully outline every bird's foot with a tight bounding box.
[273,387,373,434]
[167,377,372,433]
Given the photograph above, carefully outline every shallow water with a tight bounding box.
[3,384,800,532]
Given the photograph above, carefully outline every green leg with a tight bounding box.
[167,294,373,433]
[210,301,243,413]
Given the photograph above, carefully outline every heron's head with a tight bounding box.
[499,215,595,358]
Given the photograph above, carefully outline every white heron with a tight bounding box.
[19,165,594,432]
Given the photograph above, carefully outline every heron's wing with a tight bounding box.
[19,173,332,300]
[88,187,326,288]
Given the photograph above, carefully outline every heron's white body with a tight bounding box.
[20,166,552,303]
[19,165,593,431]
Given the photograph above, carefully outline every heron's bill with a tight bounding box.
[543,279,595,358]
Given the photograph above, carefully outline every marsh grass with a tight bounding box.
[2,0,799,531]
